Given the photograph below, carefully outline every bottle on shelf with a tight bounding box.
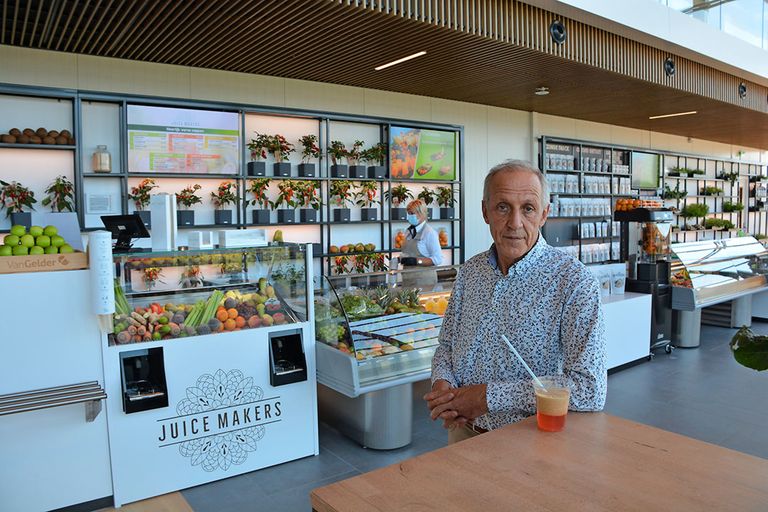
[92,145,112,173]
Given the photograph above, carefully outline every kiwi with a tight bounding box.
[43,136,56,145]
[55,135,68,145]
[23,128,35,137]
[9,128,21,136]
[36,127,48,138]
[16,134,29,144]
[1,134,16,143]
[60,129,72,139]
[29,135,42,144]
[47,130,59,138]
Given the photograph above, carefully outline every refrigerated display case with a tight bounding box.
[315,265,457,449]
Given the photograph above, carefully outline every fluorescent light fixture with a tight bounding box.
[648,110,698,120]
[534,86,550,96]
[375,51,427,71]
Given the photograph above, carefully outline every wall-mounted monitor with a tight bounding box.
[631,151,660,190]
[389,126,457,180]
[127,105,240,175]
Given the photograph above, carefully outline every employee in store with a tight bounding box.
[400,199,443,286]
[424,160,607,444]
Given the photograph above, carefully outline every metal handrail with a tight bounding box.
[0,381,107,422]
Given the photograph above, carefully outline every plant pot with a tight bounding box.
[333,208,351,223]
[9,212,31,229]
[214,210,233,225]
[331,164,348,178]
[369,274,387,286]
[427,209,434,220]
[247,161,266,177]
[135,210,151,229]
[440,207,456,220]
[277,209,296,224]
[273,162,291,177]
[300,208,318,223]
[298,163,316,177]
[368,165,386,179]
[350,275,367,287]
[349,165,367,179]
[361,208,378,221]
[390,207,407,221]
[177,210,195,227]
[252,209,270,224]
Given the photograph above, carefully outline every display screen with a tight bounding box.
[127,105,240,174]
[631,152,660,190]
[389,126,457,180]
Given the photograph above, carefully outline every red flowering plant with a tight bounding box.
[329,180,353,207]
[296,181,322,210]
[328,141,347,165]
[210,181,237,210]
[142,267,163,290]
[0,180,36,217]
[346,140,365,166]
[299,134,322,164]
[334,255,350,275]
[176,184,202,208]
[247,132,270,161]
[355,181,379,208]
[41,175,75,212]
[362,142,387,166]
[267,134,295,163]
[248,178,272,209]
[371,253,387,272]
[128,178,158,211]
[273,180,297,209]
[353,253,369,274]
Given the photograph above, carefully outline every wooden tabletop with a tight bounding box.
[311,413,768,512]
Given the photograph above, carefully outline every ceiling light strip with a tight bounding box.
[648,111,698,120]
[374,51,427,70]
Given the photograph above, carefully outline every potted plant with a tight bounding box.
[333,255,350,275]
[346,140,367,179]
[701,186,723,196]
[175,184,202,226]
[179,265,204,288]
[0,180,36,228]
[436,186,456,219]
[417,187,436,220]
[298,134,321,177]
[662,183,687,201]
[210,181,237,225]
[128,178,157,228]
[723,201,744,213]
[247,132,270,176]
[268,134,294,177]
[680,203,709,230]
[273,180,297,223]
[330,180,353,222]
[671,167,705,178]
[363,142,387,179]
[41,175,75,214]
[248,178,272,224]
[384,184,413,220]
[296,180,322,223]
[356,181,379,221]
[328,140,348,178]
[717,170,740,185]
[142,267,163,290]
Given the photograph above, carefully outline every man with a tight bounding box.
[424,160,606,444]
[399,199,443,286]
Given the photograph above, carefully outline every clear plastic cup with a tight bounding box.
[532,377,571,432]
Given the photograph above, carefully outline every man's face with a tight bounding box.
[482,169,549,270]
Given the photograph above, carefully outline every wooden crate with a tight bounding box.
[0,251,88,274]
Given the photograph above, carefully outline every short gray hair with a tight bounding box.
[483,160,549,208]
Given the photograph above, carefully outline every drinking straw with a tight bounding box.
[500,334,546,390]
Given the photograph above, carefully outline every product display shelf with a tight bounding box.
[0,142,77,150]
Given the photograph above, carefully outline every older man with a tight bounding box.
[425,160,606,443]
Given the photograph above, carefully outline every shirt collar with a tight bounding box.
[415,221,427,234]
[487,233,548,276]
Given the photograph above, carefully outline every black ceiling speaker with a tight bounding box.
[738,83,747,99]
[550,20,567,44]
[664,57,676,77]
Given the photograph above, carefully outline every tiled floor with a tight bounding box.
[178,322,767,512]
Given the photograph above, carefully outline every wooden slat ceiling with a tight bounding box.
[2,0,767,149]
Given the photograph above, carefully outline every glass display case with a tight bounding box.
[670,236,768,310]
[110,244,309,345]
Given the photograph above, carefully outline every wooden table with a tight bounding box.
[311,413,768,511]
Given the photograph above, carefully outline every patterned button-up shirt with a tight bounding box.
[431,235,607,430]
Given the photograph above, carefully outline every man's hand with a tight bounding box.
[423,379,454,413]
[429,384,488,422]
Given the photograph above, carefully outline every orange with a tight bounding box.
[224,318,236,331]
[235,316,246,328]
[227,308,238,319]
[216,309,229,322]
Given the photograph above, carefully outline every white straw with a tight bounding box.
[501,334,546,390]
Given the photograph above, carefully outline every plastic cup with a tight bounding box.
[533,377,571,432]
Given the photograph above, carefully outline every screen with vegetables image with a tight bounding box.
[390,126,457,181]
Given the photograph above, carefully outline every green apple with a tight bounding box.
[29,225,44,237]
[10,225,26,237]
[59,244,74,254]
[12,245,28,256]
[4,234,19,246]
[44,246,58,254]
[43,225,58,237]
[20,234,35,248]
[29,246,44,255]
[35,235,51,248]
[0,245,12,256]
[51,235,66,247]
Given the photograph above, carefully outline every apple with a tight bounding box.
[4,234,19,246]
[29,225,43,237]
[59,244,74,254]
[29,246,44,255]
[43,225,58,237]
[51,235,66,247]
[12,245,28,256]
[260,314,274,327]
[0,245,12,256]
[35,235,51,248]
[20,234,35,248]
[273,312,285,324]
[44,246,58,254]
[10,225,26,237]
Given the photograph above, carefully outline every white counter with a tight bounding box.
[603,292,652,369]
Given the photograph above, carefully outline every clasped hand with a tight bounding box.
[423,380,488,430]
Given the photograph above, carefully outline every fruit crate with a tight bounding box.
[0,250,88,274]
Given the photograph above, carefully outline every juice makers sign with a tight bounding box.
[157,369,281,472]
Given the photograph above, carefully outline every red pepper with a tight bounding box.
[150,303,163,314]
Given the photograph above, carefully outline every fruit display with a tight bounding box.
[329,242,376,254]
[422,294,449,315]
[0,224,75,256]
[438,228,449,247]
[394,230,406,249]
[0,127,74,145]
[614,198,640,212]
[111,277,294,345]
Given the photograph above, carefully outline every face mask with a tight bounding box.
[406,214,420,226]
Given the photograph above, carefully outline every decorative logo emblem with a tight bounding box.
[158,369,281,472]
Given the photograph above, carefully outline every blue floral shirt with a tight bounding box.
[431,235,607,430]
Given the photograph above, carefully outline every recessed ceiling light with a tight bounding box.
[648,110,697,119]
[374,51,427,71]
[534,87,550,96]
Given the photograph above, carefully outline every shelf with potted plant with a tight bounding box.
[329,180,353,223]
[268,134,295,177]
[41,175,76,216]
[247,178,271,224]
[0,180,37,228]
[384,184,413,221]
[435,186,457,220]
[328,140,349,178]
[128,178,157,228]
[210,181,238,225]
[273,180,298,223]
[298,134,321,178]
[246,132,270,177]
[296,180,322,223]
[417,187,436,220]
[362,142,387,179]
[346,140,367,179]
[175,184,202,227]
[355,181,380,221]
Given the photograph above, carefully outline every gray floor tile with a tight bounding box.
[270,470,361,512]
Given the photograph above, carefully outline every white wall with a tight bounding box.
[1,45,765,259]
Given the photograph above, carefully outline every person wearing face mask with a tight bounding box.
[399,199,443,286]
